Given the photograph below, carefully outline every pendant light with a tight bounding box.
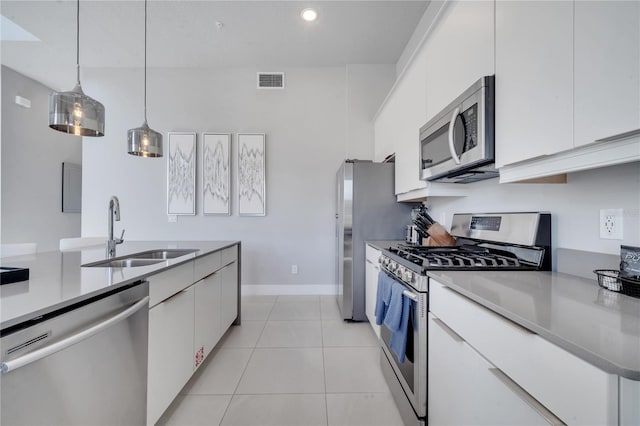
[49,0,105,137]
[127,0,162,157]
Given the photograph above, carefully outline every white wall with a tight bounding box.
[1,66,82,252]
[81,65,394,286]
[428,162,640,262]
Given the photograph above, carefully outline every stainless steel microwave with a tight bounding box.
[419,75,497,183]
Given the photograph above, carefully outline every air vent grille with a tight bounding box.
[6,331,51,356]
[257,72,284,89]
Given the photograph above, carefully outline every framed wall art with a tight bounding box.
[237,133,266,216]
[167,132,196,215]
[202,133,231,215]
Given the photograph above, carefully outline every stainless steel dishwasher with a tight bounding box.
[1,281,149,425]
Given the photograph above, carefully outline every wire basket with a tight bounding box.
[594,270,622,291]
[594,269,640,299]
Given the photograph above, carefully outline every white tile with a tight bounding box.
[322,320,379,347]
[320,298,343,321]
[242,295,278,303]
[181,348,253,395]
[277,295,320,303]
[241,302,274,321]
[236,348,325,394]
[268,301,321,321]
[326,393,403,426]
[220,321,265,348]
[324,347,389,393]
[257,321,322,348]
[157,395,231,426]
[221,394,327,426]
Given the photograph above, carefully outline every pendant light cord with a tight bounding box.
[76,0,80,84]
[144,0,148,122]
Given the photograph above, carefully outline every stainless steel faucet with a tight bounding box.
[107,196,125,257]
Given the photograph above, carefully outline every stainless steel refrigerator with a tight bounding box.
[335,160,415,321]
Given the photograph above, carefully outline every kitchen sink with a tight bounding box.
[128,249,199,260]
[82,249,199,268]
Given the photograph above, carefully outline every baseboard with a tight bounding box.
[241,284,337,296]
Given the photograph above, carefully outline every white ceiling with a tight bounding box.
[1,0,429,90]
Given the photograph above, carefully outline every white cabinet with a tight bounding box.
[364,245,381,339]
[194,273,221,367]
[495,0,640,180]
[147,286,195,425]
[429,279,618,425]
[374,49,428,196]
[424,0,495,121]
[574,1,640,147]
[146,244,240,425]
[220,261,238,330]
[428,313,556,425]
[495,0,574,168]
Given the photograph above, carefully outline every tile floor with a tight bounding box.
[157,295,404,426]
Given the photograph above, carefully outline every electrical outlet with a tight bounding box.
[168,215,177,223]
[600,209,623,240]
[291,264,298,274]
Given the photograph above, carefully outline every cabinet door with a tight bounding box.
[194,273,221,366]
[495,1,573,168]
[424,0,495,121]
[220,261,238,330]
[428,313,559,425]
[574,1,640,147]
[365,254,381,339]
[148,286,195,425]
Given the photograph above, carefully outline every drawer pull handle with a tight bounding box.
[431,317,464,343]
[489,368,566,425]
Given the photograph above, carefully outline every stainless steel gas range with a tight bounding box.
[377,212,551,426]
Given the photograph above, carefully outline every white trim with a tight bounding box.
[396,181,469,202]
[242,284,336,296]
[499,136,640,183]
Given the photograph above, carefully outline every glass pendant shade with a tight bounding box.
[49,0,105,137]
[49,83,105,136]
[127,0,162,157]
[127,121,162,157]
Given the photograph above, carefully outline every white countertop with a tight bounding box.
[428,270,640,380]
[0,241,239,331]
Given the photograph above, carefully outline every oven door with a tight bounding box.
[379,274,427,419]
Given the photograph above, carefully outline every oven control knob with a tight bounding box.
[396,266,405,278]
[404,270,414,283]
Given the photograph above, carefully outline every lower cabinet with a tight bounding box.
[194,272,221,366]
[220,261,238,330]
[147,286,195,425]
[146,245,240,425]
[428,313,559,425]
[364,245,381,339]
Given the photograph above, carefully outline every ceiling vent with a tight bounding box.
[257,72,285,89]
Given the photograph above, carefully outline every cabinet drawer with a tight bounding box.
[194,251,221,282]
[365,245,381,264]
[148,261,194,308]
[221,245,238,267]
[429,280,618,425]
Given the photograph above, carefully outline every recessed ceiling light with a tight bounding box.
[301,8,318,22]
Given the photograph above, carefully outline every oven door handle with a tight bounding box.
[448,106,462,165]
[402,290,419,302]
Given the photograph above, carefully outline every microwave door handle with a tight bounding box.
[448,107,462,165]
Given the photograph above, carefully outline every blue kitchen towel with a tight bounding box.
[375,271,394,325]
[389,293,411,363]
[383,281,405,332]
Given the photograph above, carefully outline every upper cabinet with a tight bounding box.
[424,1,495,122]
[374,1,494,199]
[374,46,428,195]
[574,1,640,147]
[496,0,640,180]
[494,1,574,168]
